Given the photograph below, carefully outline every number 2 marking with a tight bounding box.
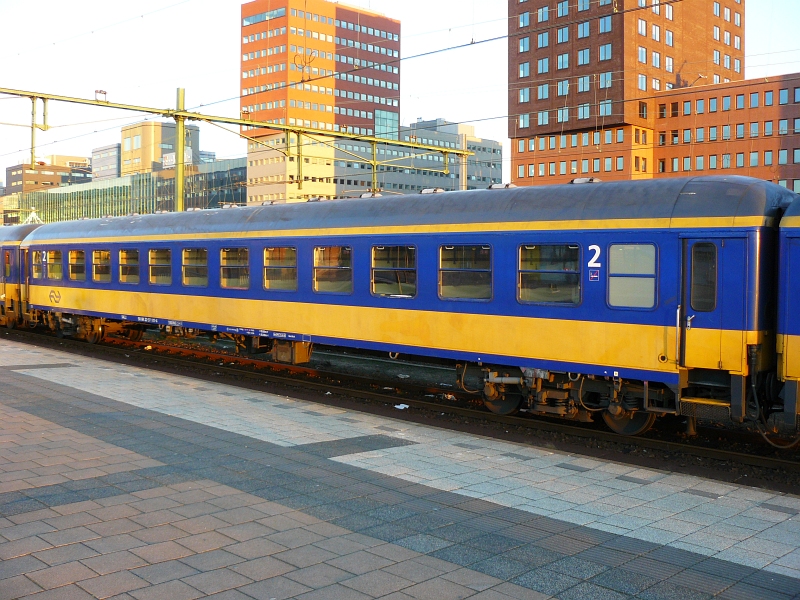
[588,245,602,268]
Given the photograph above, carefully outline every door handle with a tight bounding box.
[686,315,696,330]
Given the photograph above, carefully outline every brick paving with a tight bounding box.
[0,338,798,599]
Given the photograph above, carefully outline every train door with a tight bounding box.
[1,249,8,313]
[20,249,29,320]
[681,237,746,372]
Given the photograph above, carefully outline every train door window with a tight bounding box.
[264,247,297,291]
[32,251,43,279]
[372,246,416,297]
[220,248,250,289]
[46,251,63,281]
[439,245,492,300]
[93,250,111,282]
[691,242,717,311]
[68,251,86,281]
[519,244,580,304]
[313,246,352,293]
[119,250,140,284]
[4,251,10,278]
[608,244,657,308]
[149,249,172,285]
[182,249,208,287]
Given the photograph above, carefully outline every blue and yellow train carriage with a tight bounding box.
[779,196,800,427]
[19,176,793,435]
[0,224,42,328]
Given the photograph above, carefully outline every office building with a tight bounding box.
[120,121,200,176]
[5,162,92,194]
[3,158,246,224]
[509,0,752,186]
[241,0,400,202]
[92,144,121,180]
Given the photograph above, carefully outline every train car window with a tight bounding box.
[691,243,717,311]
[439,245,492,300]
[182,249,208,287]
[518,244,580,304]
[68,251,86,282]
[220,248,250,289]
[372,246,416,297]
[264,247,297,291]
[4,251,10,278]
[313,246,352,293]
[608,244,656,308]
[46,251,63,281]
[93,250,111,282]
[149,249,172,285]
[32,251,43,279]
[119,250,140,285]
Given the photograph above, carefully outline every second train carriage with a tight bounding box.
[779,196,800,427]
[9,175,798,435]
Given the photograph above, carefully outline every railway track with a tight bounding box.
[5,327,800,481]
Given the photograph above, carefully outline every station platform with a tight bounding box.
[0,337,799,600]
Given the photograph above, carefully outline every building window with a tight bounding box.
[608,244,657,309]
[638,47,647,64]
[736,153,745,168]
[372,246,416,297]
[709,155,718,169]
[519,114,530,128]
[520,88,530,103]
[696,156,705,170]
[751,152,760,167]
[684,157,691,172]
[616,156,624,171]
[439,245,491,300]
[578,75,590,92]
[713,50,720,65]
[638,19,646,36]
[519,12,530,27]
[519,62,530,77]
[599,16,611,33]
[750,122,759,138]
[519,37,530,52]
[665,56,673,73]
[537,58,548,73]
[537,6,549,22]
[779,149,789,165]
[780,89,790,105]
[599,44,612,61]
[558,107,569,122]
[538,111,549,125]
[652,51,661,69]
[558,27,569,43]
[578,104,590,120]
[578,49,589,65]
[599,72,612,88]
[314,246,352,294]
[666,30,673,46]
[765,91,774,106]
[638,75,647,91]
[765,151,773,166]
[557,0,568,17]
[519,245,580,305]
[780,119,789,135]
[537,32,549,48]
[557,80,569,96]
[558,53,569,69]
[652,24,660,42]
[722,154,731,168]
[578,22,589,38]
[538,84,549,99]
[599,100,612,116]
[736,123,744,139]
[765,121,774,136]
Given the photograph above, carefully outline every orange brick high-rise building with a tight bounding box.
[506,0,800,191]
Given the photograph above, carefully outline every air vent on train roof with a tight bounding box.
[569,177,603,184]
[421,188,445,194]
[488,183,517,189]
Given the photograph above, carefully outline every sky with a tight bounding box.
[0,0,797,184]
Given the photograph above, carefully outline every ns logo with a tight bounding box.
[49,290,61,304]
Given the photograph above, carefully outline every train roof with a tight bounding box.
[21,176,797,244]
[0,224,42,244]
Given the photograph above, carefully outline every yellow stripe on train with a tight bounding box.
[30,285,759,377]
[21,215,774,247]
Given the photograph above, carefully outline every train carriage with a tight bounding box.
[16,176,797,435]
[779,197,800,426]
[0,224,42,329]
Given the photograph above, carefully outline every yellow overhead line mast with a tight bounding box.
[0,87,473,211]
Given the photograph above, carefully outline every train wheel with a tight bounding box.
[86,326,103,345]
[483,395,521,415]
[5,316,16,330]
[602,410,656,436]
